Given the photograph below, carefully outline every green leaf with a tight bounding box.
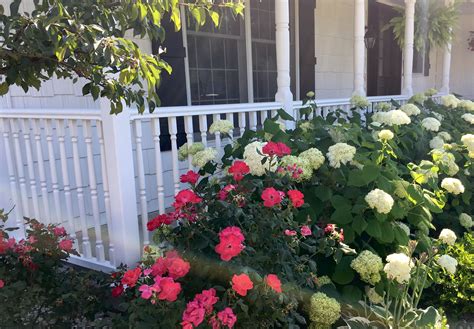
[0,82,9,96]
[331,208,353,225]
[394,224,409,245]
[263,119,283,135]
[342,285,362,303]
[209,11,219,26]
[415,306,440,327]
[348,165,380,187]
[379,222,394,243]
[332,256,355,285]
[352,216,367,235]
[277,108,295,121]
[313,186,332,201]
[365,219,381,238]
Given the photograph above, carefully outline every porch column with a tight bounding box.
[353,0,366,96]
[402,0,416,96]
[100,100,141,266]
[274,0,294,126]
[440,0,453,94]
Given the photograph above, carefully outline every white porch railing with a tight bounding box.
[0,94,441,270]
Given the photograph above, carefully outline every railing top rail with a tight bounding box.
[129,102,283,120]
[0,108,101,121]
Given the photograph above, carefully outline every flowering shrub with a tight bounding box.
[0,213,111,326]
[120,90,472,326]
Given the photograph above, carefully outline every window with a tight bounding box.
[412,46,430,76]
[187,11,247,105]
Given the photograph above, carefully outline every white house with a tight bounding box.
[0,0,473,270]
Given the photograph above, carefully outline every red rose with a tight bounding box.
[0,279,4,289]
[59,239,73,251]
[287,189,304,208]
[111,285,124,297]
[174,189,202,209]
[167,257,191,280]
[300,225,312,237]
[147,213,175,231]
[215,227,245,261]
[194,288,219,315]
[121,267,142,287]
[264,274,282,293]
[262,142,291,157]
[180,170,200,185]
[231,273,253,296]
[324,224,335,234]
[218,184,236,201]
[182,300,205,327]
[228,160,250,181]
[261,187,284,207]
[157,277,181,302]
[53,226,67,237]
[284,229,297,236]
[217,307,237,328]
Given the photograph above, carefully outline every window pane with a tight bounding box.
[211,38,225,69]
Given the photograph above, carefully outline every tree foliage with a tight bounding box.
[0,0,244,113]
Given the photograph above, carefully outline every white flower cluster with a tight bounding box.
[432,112,444,122]
[459,213,473,229]
[299,148,325,170]
[351,94,370,108]
[429,136,445,150]
[397,222,410,236]
[437,131,452,142]
[178,142,205,161]
[461,134,474,154]
[421,117,441,132]
[400,104,421,116]
[192,148,217,167]
[375,102,391,111]
[439,228,457,245]
[299,121,314,133]
[365,189,394,214]
[432,149,459,176]
[378,129,394,141]
[372,110,411,126]
[461,113,474,124]
[328,127,347,143]
[441,94,460,108]
[459,99,474,112]
[441,178,465,195]
[243,141,276,176]
[309,292,341,327]
[365,286,384,304]
[351,250,383,285]
[209,119,233,135]
[326,143,356,168]
[409,93,427,104]
[425,88,438,96]
[279,155,313,182]
[384,253,414,284]
[437,254,458,274]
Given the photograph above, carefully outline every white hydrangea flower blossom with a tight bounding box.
[192,148,217,167]
[441,94,460,108]
[279,155,313,182]
[439,228,457,246]
[437,131,452,142]
[351,250,383,285]
[461,113,474,124]
[459,99,474,112]
[178,142,205,161]
[425,88,438,96]
[365,287,384,305]
[461,134,474,153]
[400,104,421,116]
[375,102,391,111]
[397,222,410,236]
[437,255,458,274]
[421,117,441,132]
[432,112,444,122]
[431,149,459,176]
[385,110,411,126]
[209,120,234,135]
[459,213,473,229]
[243,141,276,176]
[429,136,445,150]
[326,143,356,168]
[409,93,427,104]
[441,178,465,195]
[299,121,314,133]
[306,91,315,98]
[378,129,394,141]
[365,189,394,214]
[384,253,414,284]
[299,148,325,170]
[351,95,370,108]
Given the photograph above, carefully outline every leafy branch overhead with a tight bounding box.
[0,0,244,113]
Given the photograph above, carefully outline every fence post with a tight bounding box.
[99,99,141,267]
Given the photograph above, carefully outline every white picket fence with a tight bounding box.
[0,94,439,270]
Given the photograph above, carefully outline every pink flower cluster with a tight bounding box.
[277,163,305,180]
[324,224,344,242]
[113,251,190,303]
[284,225,312,238]
[215,227,245,261]
[261,188,305,208]
[262,142,291,157]
[181,288,236,329]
